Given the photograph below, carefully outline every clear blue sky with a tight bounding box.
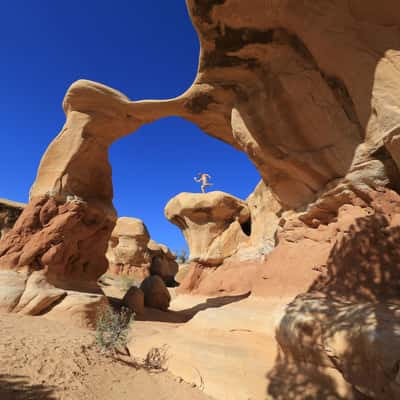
[0,1,260,252]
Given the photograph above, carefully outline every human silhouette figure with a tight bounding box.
[194,173,213,193]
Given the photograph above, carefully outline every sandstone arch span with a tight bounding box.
[1,0,400,296]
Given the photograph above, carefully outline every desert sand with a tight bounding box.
[0,313,211,400]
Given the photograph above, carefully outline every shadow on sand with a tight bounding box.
[0,374,57,400]
[135,291,251,323]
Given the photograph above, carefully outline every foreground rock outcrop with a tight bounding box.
[274,190,400,400]
[0,198,25,239]
[0,196,113,293]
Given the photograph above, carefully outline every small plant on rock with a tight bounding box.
[95,304,134,355]
[176,248,188,264]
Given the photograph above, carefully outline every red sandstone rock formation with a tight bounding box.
[0,1,399,394]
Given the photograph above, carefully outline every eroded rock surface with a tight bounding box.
[0,196,111,325]
[106,217,151,281]
[272,189,400,399]
[147,240,179,285]
[0,198,25,239]
[0,1,399,397]
[165,191,250,266]
[0,196,113,293]
[106,217,178,285]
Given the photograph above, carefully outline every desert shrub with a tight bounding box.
[95,304,134,354]
[143,345,169,371]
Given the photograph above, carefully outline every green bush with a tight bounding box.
[95,304,134,354]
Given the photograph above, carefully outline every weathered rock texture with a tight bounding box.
[273,189,400,400]
[165,191,251,266]
[0,1,399,396]
[168,182,282,294]
[106,217,178,285]
[106,217,151,280]
[245,180,282,257]
[14,0,400,219]
[3,0,399,291]
[0,195,110,327]
[147,240,179,285]
[0,196,113,293]
[0,198,25,239]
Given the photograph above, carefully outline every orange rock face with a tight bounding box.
[0,196,114,293]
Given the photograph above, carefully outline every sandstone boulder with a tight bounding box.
[106,217,151,282]
[245,181,282,257]
[147,239,178,285]
[165,191,250,266]
[105,218,178,285]
[122,286,144,315]
[140,275,171,311]
[0,198,25,239]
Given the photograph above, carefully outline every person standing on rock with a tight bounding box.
[194,173,213,193]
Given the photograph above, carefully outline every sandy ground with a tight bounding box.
[0,313,212,400]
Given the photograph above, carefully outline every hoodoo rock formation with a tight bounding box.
[165,191,251,266]
[166,182,283,295]
[106,217,178,285]
[1,0,400,397]
[106,217,151,280]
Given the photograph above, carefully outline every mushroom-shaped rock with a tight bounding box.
[140,275,171,311]
[165,191,251,266]
[106,217,151,282]
[122,286,145,315]
[147,240,179,285]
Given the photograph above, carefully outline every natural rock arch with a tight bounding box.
[1,0,400,298]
